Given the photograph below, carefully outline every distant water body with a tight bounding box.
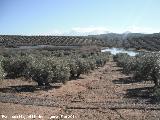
[19,45,79,49]
[101,48,139,56]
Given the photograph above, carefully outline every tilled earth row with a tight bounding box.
[0,92,160,110]
[0,62,160,120]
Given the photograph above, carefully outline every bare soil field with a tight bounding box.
[0,62,160,120]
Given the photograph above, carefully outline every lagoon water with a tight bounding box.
[19,45,79,49]
[101,48,138,56]
[18,46,138,56]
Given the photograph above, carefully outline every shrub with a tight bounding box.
[91,53,109,68]
[115,52,160,86]
[46,58,70,83]
[76,58,91,77]
[23,57,50,86]
[24,57,70,86]
[122,57,137,74]
[87,58,96,70]
[133,53,160,82]
[113,53,127,62]
[151,57,160,86]
[0,56,5,79]
[0,50,111,86]
[1,56,29,78]
[113,53,130,67]
[152,86,160,101]
[68,57,90,78]
[68,58,80,78]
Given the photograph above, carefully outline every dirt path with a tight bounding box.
[0,61,160,120]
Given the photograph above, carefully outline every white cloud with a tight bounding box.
[70,26,109,35]
[38,30,64,36]
[36,26,159,36]
[125,26,160,34]
[34,26,109,36]
[72,27,108,33]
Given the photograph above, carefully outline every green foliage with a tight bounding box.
[0,56,5,79]
[24,57,70,85]
[87,58,96,70]
[90,52,109,68]
[152,57,160,86]
[1,33,160,51]
[76,58,91,77]
[0,50,110,86]
[46,58,70,83]
[67,52,110,78]
[152,87,160,101]
[115,52,160,86]
[113,53,130,67]
[122,57,138,74]
[67,57,92,78]
[1,55,29,78]
[133,54,155,80]
[68,58,80,78]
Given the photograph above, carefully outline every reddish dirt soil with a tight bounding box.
[0,62,159,120]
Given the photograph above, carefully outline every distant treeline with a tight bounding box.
[87,33,160,51]
[0,35,97,47]
[0,33,160,51]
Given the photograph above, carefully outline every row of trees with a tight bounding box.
[0,49,111,86]
[1,33,160,51]
[0,35,96,47]
[88,33,160,51]
[113,52,160,98]
[114,52,160,86]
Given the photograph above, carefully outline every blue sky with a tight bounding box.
[0,0,160,35]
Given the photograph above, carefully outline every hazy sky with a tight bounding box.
[0,0,160,35]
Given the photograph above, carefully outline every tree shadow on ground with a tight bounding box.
[125,86,153,101]
[69,76,85,81]
[124,86,160,104]
[112,77,144,84]
[112,65,120,67]
[0,84,61,93]
[111,69,122,72]
[113,77,158,104]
